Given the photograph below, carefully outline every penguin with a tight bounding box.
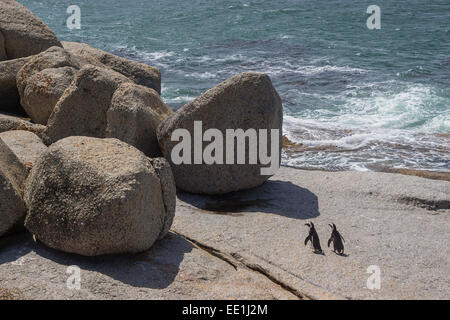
[328,223,345,255]
[304,222,323,254]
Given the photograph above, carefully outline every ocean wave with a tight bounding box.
[109,45,176,68]
[144,51,176,61]
[293,65,367,76]
[247,60,367,77]
[185,72,218,79]
[282,115,450,172]
[286,83,449,134]
[339,84,450,133]
[188,54,244,64]
[164,95,197,104]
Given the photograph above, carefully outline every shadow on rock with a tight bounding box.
[0,231,192,289]
[177,180,320,220]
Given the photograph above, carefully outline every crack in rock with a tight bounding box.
[173,230,318,300]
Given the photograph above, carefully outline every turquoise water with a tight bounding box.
[19,0,450,171]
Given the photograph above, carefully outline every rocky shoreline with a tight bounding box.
[0,0,449,300]
[1,166,448,299]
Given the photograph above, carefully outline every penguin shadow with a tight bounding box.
[308,246,349,257]
[311,251,350,257]
[0,231,193,289]
[328,248,349,257]
[177,180,320,220]
[324,245,350,257]
[334,252,349,257]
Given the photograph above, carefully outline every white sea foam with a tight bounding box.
[110,44,176,61]
[294,65,367,75]
[258,61,367,77]
[285,83,449,133]
[185,71,218,79]
[165,95,197,103]
[337,84,449,133]
[282,113,450,172]
[141,49,174,61]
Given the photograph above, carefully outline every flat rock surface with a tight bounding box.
[0,232,297,300]
[173,167,449,300]
[0,167,448,299]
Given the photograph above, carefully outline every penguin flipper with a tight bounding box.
[304,234,311,246]
[327,237,332,247]
[337,231,345,243]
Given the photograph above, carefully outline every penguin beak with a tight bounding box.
[329,224,333,228]
[305,223,310,227]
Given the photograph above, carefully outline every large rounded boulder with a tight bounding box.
[106,82,172,157]
[0,130,47,170]
[16,46,80,102]
[0,138,28,237]
[0,56,32,114]
[43,64,130,144]
[43,65,170,157]
[20,67,77,125]
[0,30,7,61]
[157,72,283,194]
[24,136,176,256]
[0,0,62,60]
[15,47,80,125]
[62,41,161,94]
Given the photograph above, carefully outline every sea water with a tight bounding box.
[18,0,450,172]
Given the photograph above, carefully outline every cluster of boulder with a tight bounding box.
[0,0,282,256]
